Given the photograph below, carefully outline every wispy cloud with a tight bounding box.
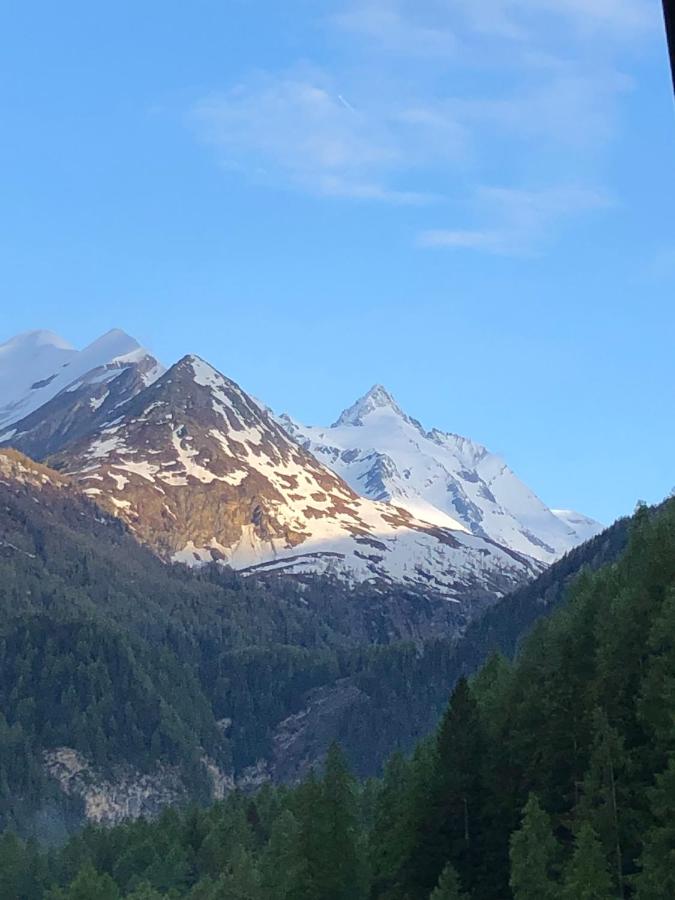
[513,0,657,35]
[331,2,458,56]
[419,229,506,253]
[419,186,611,255]
[192,67,465,204]
[334,0,656,48]
[190,0,655,252]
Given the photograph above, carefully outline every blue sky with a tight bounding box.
[1,1,673,524]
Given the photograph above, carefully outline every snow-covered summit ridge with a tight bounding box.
[0,331,77,417]
[0,329,166,462]
[281,385,603,564]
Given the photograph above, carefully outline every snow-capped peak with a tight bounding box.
[0,328,166,455]
[81,328,142,360]
[0,331,78,425]
[0,329,75,353]
[281,392,604,564]
[333,384,412,428]
[183,354,228,388]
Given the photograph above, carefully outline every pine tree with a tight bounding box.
[111,836,158,892]
[320,742,365,900]
[140,838,190,894]
[369,752,413,897]
[0,831,26,899]
[61,863,120,900]
[197,801,254,878]
[260,809,302,900]
[578,708,628,897]
[470,653,512,738]
[186,876,217,899]
[288,772,326,900]
[639,586,675,756]
[402,678,486,898]
[213,845,261,900]
[472,653,518,900]
[125,884,165,900]
[509,794,560,900]
[430,862,469,900]
[634,757,675,899]
[563,822,613,900]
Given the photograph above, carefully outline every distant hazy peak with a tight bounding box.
[0,329,74,353]
[81,328,141,356]
[0,327,164,438]
[551,508,604,543]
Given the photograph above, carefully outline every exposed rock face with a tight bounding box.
[0,447,71,491]
[49,355,541,600]
[270,681,370,782]
[43,748,185,826]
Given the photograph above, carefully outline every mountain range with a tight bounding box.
[0,327,624,836]
[0,329,601,606]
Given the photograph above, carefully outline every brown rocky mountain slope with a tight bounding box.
[49,355,541,604]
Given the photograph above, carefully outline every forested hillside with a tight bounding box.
[2,491,674,897]
[0,451,486,835]
[445,507,633,677]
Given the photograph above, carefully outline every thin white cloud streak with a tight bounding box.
[189,0,655,252]
[419,230,506,252]
[192,68,466,204]
[512,0,657,34]
[331,3,458,56]
[334,0,656,50]
[419,186,612,255]
[454,67,633,149]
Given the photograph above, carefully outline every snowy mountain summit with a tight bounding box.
[0,329,164,459]
[281,385,603,564]
[333,384,413,428]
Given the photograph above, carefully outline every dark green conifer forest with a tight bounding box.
[1,495,674,897]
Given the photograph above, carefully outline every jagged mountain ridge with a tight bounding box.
[280,384,603,564]
[0,329,164,459]
[0,327,600,594]
[48,355,540,602]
